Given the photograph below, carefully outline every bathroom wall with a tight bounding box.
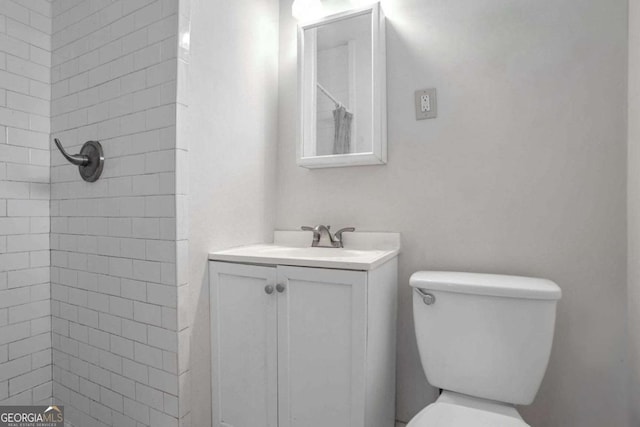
[628,1,640,424]
[50,1,181,426]
[277,0,629,425]
[179,0,280,425]
[0,0,52,406]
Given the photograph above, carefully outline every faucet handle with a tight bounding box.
[301,226,322,246]
[334,227,355,246]
[335,227,355,236]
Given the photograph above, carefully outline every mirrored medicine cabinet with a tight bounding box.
[297,3,387,168]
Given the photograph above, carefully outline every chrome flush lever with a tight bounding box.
[414,288,436,305]
[54,138,104,182]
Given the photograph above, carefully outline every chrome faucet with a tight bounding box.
[301,225,355,248]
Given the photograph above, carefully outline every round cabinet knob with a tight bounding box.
[276,284,286,293]
[422,293,436,305]
[265,285,274,295]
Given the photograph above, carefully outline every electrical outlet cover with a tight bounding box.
[415,88,437,120]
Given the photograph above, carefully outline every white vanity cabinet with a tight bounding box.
[209,243,397,427]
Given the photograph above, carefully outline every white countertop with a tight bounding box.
[208,231,400,271]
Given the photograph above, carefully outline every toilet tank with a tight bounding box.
[410,271,561,406]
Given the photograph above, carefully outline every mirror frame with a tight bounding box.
[297,2,387,169]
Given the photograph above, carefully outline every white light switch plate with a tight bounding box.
[415,88,437,120]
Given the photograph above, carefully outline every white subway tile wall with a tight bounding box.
[0,0,52,406]
[50,1,180,426]
[175,2,190,426]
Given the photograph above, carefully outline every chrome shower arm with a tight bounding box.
[54,138,89,166]
[53,137,104,182]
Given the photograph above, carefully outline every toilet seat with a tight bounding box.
[407,391,530,427]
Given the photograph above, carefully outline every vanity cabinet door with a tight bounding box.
[276,266,368,427]
[210,262,278,427]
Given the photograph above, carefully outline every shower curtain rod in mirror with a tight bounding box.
[317,82,351,114]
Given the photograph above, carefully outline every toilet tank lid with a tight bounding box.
[410,271,562,300]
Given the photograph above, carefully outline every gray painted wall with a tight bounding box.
[182,0,280,425]
[628,0,640,424]
[276,0,629,425]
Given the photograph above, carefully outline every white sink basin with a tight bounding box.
[208,231,400,270]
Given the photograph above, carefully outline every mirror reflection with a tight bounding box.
[298,3,386,168]
[306,12,372,156]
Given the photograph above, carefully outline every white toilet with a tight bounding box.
[408,271,562,427]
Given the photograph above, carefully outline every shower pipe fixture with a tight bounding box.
[54,138,104,182]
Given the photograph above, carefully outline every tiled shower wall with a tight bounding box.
[0,0,52,406]
[50,1,180,426]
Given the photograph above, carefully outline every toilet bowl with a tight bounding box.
[409,271,561,426]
